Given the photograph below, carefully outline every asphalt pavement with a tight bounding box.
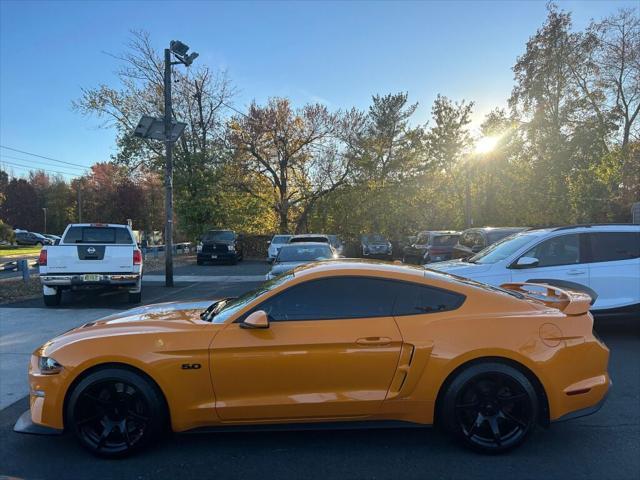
[0,259,638,479]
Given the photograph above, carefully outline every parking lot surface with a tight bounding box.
[0,260,638,479]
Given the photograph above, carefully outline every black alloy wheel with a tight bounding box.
[441,362,538,453]
[67,368,165,457]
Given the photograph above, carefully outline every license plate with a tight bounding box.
[83,274,101,282]
[211,255,217,259]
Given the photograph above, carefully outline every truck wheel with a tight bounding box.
[43,289,61,307]
[197,259,204,266]
[129,290,142,303]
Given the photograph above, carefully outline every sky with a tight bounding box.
[0,0,636,180]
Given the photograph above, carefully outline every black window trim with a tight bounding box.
[234,275,466,323]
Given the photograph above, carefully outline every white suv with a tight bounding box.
[429,224,640,315]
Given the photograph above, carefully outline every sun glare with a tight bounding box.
[475,135,500,154]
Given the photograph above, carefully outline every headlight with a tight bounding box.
[196,242,203,253]
[38,356,63,375]
[228,244,236,252]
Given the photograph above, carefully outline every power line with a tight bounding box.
[0,154,88,172]
[0,145,91,170]
[0,159,82,177]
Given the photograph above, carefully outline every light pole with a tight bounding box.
[162,40,198,287]
[42,207,47,234]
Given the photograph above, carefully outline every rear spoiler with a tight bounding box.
[500,282,592,315]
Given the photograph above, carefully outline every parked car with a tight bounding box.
[267,234,293,262]
[43,234,61,244]
[361,233,392,259]
[429,224,640,315]
[266,242,335,279]
[15,231,53,246]
[422,231,462,264]
[38,223,143,306]
[289,234,330,244]
[327,234,345,256]
[451,227,527,259]
[403,231,461,264]
[17,260,610,456]
[197,230,244,265]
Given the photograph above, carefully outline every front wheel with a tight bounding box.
[440,362,538,454]
[66,368,166,457]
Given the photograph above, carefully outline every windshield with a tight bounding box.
[209,273,293,323]
[276,244,333,262]
[202,231,235,242]
[365,234,386,243]
[431,234,460,246]
[487,229,525,243]
[468,232,537,264]
[271,235,292,244]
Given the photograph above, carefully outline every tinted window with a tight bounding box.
[589,232,640,262]
[431,234,459,247]
[522,234,580,267]
[202,231,235,242]
[63,227,133,244]
[415,232,430,245]
[290,236,329,243]
[249,277,397,321]
[276,244,334,262]
[393,283,465,315]
[459,231,475,247]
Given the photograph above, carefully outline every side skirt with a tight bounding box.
[181,420,430,435]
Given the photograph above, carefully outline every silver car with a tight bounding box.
[266,242,336,279]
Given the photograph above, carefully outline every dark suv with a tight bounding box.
[197,230,244,265]
[451,227,527,259]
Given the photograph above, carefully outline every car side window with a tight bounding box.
[589,232,640,262]
[521,234,580,267]
[245,277,397,322]
[393,283,465,316]
[460,231,473,247]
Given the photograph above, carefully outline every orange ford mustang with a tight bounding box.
[15,260,610,456]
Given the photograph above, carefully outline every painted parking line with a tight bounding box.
[143,275,266,283]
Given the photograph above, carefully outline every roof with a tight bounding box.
[292,259,428,281]
[290,234,328,238]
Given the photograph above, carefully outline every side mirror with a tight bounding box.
[241,310,269,329]
[514,256,539,269]
[267,240,271,245]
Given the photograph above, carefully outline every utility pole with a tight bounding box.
[42,207,47,234]
[77,181,83,223]
[163,47,174,287]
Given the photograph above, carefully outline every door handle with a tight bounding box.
[356,337,392,346]
[567,269,586,275]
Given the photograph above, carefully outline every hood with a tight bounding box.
[41,300,217,354]
[427,259,493,275]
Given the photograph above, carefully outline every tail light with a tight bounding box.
[133,249,142,265]
[38,249,47,266]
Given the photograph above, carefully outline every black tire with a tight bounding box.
[43,290,61,307]
[197,259,204,266]
[66,367,166,458]
[440,362,538,454]
[128,291,142,303]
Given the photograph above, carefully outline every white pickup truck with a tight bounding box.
[38,223,143,306]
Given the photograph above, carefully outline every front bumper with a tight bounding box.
[14,409,63,435]
[40,273,140,287]
[198,252,238,262]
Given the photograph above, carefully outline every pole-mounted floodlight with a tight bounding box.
[170,40,190,57]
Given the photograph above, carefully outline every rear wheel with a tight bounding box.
[440,362,538,453]
[128,291,142,303]
[197,259,204,266]
[43,289,61,307]
[66,368,166,457]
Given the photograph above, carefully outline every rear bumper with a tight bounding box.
[40,273,140,287]
[553,379,612,422]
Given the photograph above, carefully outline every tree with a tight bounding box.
[228,98,347,233]
[0,178,40,231]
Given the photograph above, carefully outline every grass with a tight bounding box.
[0,246,43,258]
